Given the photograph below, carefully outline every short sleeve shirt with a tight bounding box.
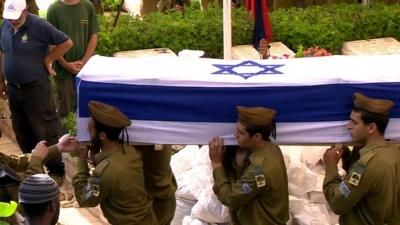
[0,13,69,84]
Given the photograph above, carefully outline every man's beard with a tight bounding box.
[90,134,102,154]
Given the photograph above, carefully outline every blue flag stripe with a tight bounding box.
[78,80,400,122]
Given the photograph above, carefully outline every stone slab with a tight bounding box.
[231,44,260,60]
[269,42,296,58]
[232,42,296,60]
[342,37,400,55]
[113,48,177,58]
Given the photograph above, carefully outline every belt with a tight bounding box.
[8,79,46,89]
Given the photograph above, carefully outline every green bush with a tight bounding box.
[96,3,400,57]
[271,3,400,54]
[96,3,252,58]
[62,112,77,136]
[103,0,120,11]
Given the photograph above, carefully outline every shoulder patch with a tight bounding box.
[93,160,110,177]
[87,176,101,199]
[242,183,252,194]
[255,174,266,188]
[347,163,365,187]
[339,181,351,198]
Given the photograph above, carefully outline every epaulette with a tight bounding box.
[93,160,110,177]
[357,150,377,166]
[250,152,266,167]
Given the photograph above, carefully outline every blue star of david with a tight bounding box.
[212,60,284,80]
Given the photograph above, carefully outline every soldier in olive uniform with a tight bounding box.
[323,92,400,225]
[135,144,177,225]
[220,145,251,225]
[209,106,289,225]
[0,140,63,204]
[59,101,157,225]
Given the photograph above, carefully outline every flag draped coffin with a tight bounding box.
[77,55,400,144]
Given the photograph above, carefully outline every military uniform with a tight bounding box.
[222,147,250,225]
[324,93,399,225]
[0,148,59,203]
[136,145,177,225]
[72,144,157,225]
[324,142,400,225]
[213,141,289,225]
[72,101,157,225]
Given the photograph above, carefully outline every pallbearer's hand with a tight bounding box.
[323,146,341,166]
[208,137,225,168]
[57,134,78,153]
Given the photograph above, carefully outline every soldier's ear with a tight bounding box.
[368,123,378,135]
[253,133,263,142]
[98,132,107,140]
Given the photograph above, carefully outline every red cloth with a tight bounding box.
[246,0,273,42]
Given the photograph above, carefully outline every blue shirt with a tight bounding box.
[0,13,69,84]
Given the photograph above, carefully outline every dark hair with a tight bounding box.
[222,145,238,177]
[93,119,123,141]
[21,201,51,219]
[239,119,275,140]
[352,107,389,134]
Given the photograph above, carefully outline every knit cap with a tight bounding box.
[19,174,60,204]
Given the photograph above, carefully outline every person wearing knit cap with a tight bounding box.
[323,92,400,225]
[209,106,289,225]
[18,174,60,225]
[56,100,157,225]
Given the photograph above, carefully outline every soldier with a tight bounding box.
[219,145,251,225]
[0,140,63,204]
[135,144,177,225]
[323,92,400,225]
[58,101,157,225]
[209,106,289,225]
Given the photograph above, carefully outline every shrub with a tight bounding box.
[94,3,400,57]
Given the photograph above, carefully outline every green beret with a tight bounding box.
[353,93,394,115]
[88,101,131,128]
[236,106,276,126]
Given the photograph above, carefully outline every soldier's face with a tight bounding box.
[347,111,369,144]
[87,118,96,138]
[87,118,102,151]
[235,122,255,149]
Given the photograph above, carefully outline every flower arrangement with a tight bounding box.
[296,45,332,57]
[270,54,291,59]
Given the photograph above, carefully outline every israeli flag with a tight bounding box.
[77,55,400,144]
